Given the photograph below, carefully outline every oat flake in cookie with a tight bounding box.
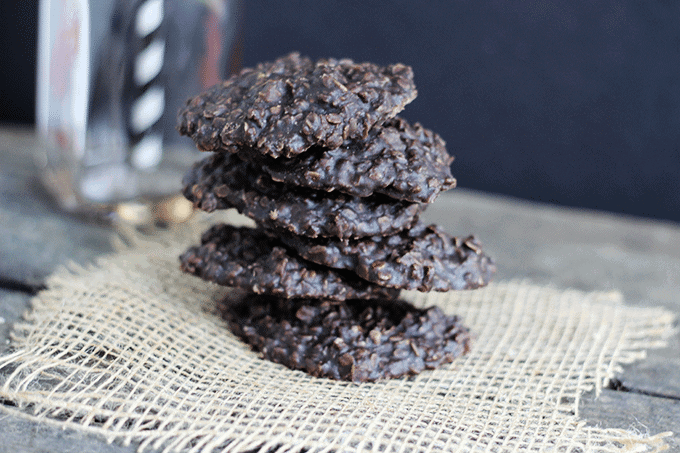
[221,294,471,382]
[177,52,417,158]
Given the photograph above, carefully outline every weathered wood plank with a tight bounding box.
[0,406,138,453]
[579,389,680,451]
[615,355,680,398]
[0,129,113,286]
[0,290,31,355]
[0,205,113,287]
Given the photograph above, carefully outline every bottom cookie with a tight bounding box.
[220,294,471,382]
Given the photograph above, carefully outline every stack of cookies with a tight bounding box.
[177,53,495,382]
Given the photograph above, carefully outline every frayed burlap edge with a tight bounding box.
[0,213,676,453]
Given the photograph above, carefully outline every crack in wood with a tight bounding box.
[608,377,680,402]
[0,277,45,295]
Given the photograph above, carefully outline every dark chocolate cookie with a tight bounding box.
[177,52,417,158]
[180,224,400,301]
[221,294,471,382]
[240,117,456,204]
[272,222,496,292]
[183,153,424,239]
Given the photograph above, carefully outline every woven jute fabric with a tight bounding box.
[0,214,675,453]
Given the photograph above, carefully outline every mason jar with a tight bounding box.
[36,0,241,222]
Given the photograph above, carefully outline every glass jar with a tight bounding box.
[36,0,241,222]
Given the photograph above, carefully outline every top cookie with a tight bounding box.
[177,52,417,158]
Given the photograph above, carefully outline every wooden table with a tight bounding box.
[1,127,678,451]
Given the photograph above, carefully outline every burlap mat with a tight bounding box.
[0,214,675,453]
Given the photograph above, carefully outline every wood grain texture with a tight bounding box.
[0,290,30,356]
[0,129,113,286]
[0,406,138,453]
[580,389,680,451]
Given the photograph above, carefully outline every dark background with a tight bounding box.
[2,1,680,223]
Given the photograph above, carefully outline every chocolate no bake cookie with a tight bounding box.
[178,53,495,382]
[183,153,424,239]
[221,294,471,382]
[270,222,496,292]
[180,224,400,301]
[177,52,417,158]
[237,117,456,204]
